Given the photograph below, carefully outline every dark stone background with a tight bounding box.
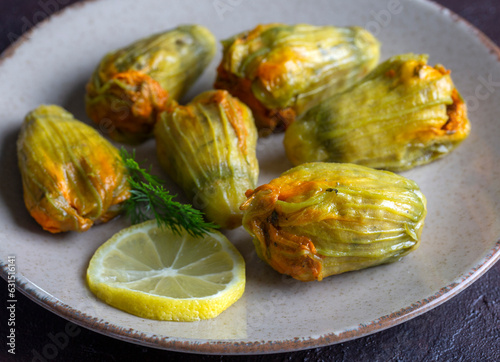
[1,0,499,361]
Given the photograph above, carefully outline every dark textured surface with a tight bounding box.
[1,0,499,360]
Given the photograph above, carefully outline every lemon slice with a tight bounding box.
[86,220,245,321]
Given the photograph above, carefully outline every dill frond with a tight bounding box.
[121,149,218,237]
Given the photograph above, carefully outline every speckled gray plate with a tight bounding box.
[0,0,499,354]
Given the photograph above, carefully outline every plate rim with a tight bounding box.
[1,0,499,355]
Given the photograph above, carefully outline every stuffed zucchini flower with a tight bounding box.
[241,162,427,281]
[155,90,259,229]
[284,54,471,171]
[17,105,130,233]
[86,25,216,144]
[215,23,380,134]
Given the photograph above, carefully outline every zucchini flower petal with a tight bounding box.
[17,105,130,233]
[241,162,427,282]
[155,90,259,229]
[284,54,471,171]
[86,25,216,144]
[215,23,380,134]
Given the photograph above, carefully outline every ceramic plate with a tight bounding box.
[0,0,499,354]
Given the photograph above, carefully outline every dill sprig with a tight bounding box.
[120,149,218,237]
